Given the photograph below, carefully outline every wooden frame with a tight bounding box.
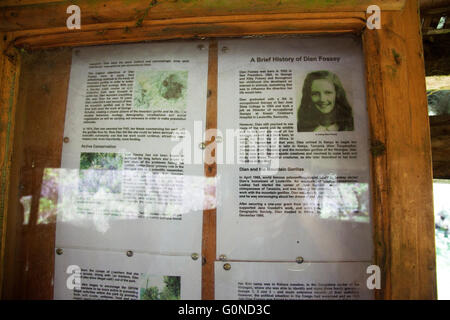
[0,0,436,300]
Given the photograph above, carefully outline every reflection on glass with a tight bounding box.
[37,168,214,232]
[319,182,369,222]
[20,195,32,225]
[238,173,369,223]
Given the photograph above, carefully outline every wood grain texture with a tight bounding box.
[0,33,21,299]
[202,40,217,300]
[430,115,450,179]
[0,0,405,32]
[1,48,71,299]
[363,0,436,299]
[10,13,367,50]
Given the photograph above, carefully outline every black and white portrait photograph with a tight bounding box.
[297,70,354,132]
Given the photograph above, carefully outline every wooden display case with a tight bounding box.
[0,0,436,299]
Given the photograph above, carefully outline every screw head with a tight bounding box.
[126,250,133,257]
[191,253,199,261]
[63,137,69,143]
[223,263,231,271]
[56,248,63,255]
[199,142,206,150]
[221,46,229,53]
[197,44,205,50]
[296,256,304,264]
[219,254,227,261]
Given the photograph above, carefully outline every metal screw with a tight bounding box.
[223,263,231,271]
[296,256,304,264]
[56,248,63,255]
[126,250,133,257]
[222,46,229,53]
[63,137,70,143]
[197,44,205,50]
[199,142,206,150]
[191,253,199,261]
[219,254,227,261]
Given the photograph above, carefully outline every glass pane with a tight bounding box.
[4,36,374,300]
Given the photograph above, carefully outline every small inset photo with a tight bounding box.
[79,152,123,194]
[133,70,188,111]
[140,275,181,300]
[297,70,354,132]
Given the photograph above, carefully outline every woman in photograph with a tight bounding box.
[297,70,354,132]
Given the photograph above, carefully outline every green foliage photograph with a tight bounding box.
[133,70,188,111]
[140,275,181,300]
[79,152,123,194]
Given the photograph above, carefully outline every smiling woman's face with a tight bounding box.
[311,79,336,114]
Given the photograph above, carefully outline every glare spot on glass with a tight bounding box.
[38,167,216,233]
[20,195,32,225]
[433,180,450,300]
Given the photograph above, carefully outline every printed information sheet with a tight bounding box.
[55,42,209,254]
[54,248,201,300]
[215,261,373,300]
[216,37,372,261]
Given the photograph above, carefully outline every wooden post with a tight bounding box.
[0,33,20,299]
[364,0,436,299]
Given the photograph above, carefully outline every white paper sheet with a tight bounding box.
[56,42,209,254]
[215,261,374,300]
[216,37,372,261]
[54,248,201,300]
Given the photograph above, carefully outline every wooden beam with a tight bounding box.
[10,13,367,50]
[202,40,217,300]
[0,0,406,32]
[0,33,21,299]
[363,0,436,299]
